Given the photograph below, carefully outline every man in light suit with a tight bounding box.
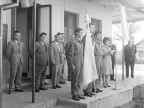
[30,32,49,92]
[124,37,136,78]
[49,33,63,89]
[59,33,66,84]
[66,28,85,101]
[6,31,24,94]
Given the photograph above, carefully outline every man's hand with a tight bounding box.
[72,64,75,72]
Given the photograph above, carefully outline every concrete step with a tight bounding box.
[52,87,133,108]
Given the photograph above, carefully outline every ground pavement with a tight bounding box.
[3,64,144,108]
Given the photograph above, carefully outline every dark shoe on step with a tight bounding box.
[8,89,12,94]
[90,92,96,95]
[84,93,92,97]
[52,86,56,89]
[56,85,61,88]
[106,84,111,87]
[15,89,24,92]
[97,88,103,92]
[77,95,85,99]
[35,89,40,92]
[60,81,66,84]
[39,87,48,90]
[44,82,49,85]
[72,95,80,101]
[92,89,99,93]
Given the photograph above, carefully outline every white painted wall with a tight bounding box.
[37,0,112,40]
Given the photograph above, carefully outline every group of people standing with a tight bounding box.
[65,24,117,101]
[6,23,136,102]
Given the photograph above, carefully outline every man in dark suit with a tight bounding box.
[30,32,49,92]
[66,28,85,101]
[124,38,137,78]
[6,31,24,94]
[109,37,116,81]
[49,33,64,89]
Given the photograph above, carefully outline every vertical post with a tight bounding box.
[0,7,3,108]
[32,0,36,103]
[14,8,17,30]
[122,39,124,80]
[119,4,130,80]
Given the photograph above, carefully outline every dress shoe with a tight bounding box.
[56,85,61,88]
[92,89,99,93]
[84,93,92,97]
[77,95,85,99]
[90,92,96,95]
[8,89,12,94]
[35,89,40,92]
[44,82,49,85]
[52,86,56,89]
[39,87,48,90]
[131,76,134,78]
[106,84,111,87]
[15,89,24,92]
[72,95,80,101]
[110,79,116,81]
[60,81,66,84]
[97,88,103,92]
[103,85,107,88]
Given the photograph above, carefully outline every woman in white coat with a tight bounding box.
[102,37,115,88]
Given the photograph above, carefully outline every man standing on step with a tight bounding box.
[124,37,137,78]
[66,28,85,101]
[6,31,25,94]
[30,32,49,92]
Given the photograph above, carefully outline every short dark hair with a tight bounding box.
[94,31,101,37]
[39,32,47,37]
[13,31,20,35]
[55,32,62,38]
[75,28,83,35]
[103,37,110,44]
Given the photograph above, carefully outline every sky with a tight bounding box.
[112,21,144,50]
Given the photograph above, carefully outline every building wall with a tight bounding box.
[1,0,112,90]
[37,0,112,40]
[136,42,144,63]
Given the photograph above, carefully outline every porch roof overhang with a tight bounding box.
[88,0,144,24]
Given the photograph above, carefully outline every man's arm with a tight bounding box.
[66,41,75,71]
[49,43,56,65]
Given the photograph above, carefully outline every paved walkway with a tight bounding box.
[3,64,144,108]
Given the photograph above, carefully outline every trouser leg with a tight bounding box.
[9,64,18,90]
[35,65,45,90]
[15,63,23,89]
[71,67,80,96]
[125,60,129,77]
[40,65,47,88]
[110,61,115,80]
[130,60,135,78]
[52,64,61,86]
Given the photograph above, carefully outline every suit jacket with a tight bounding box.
[49,41,63,65]
[30,41,49,66]
[124,44,137,61]
[6,40,23,65]
[109,44,116,63]
[66,39,83,68]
